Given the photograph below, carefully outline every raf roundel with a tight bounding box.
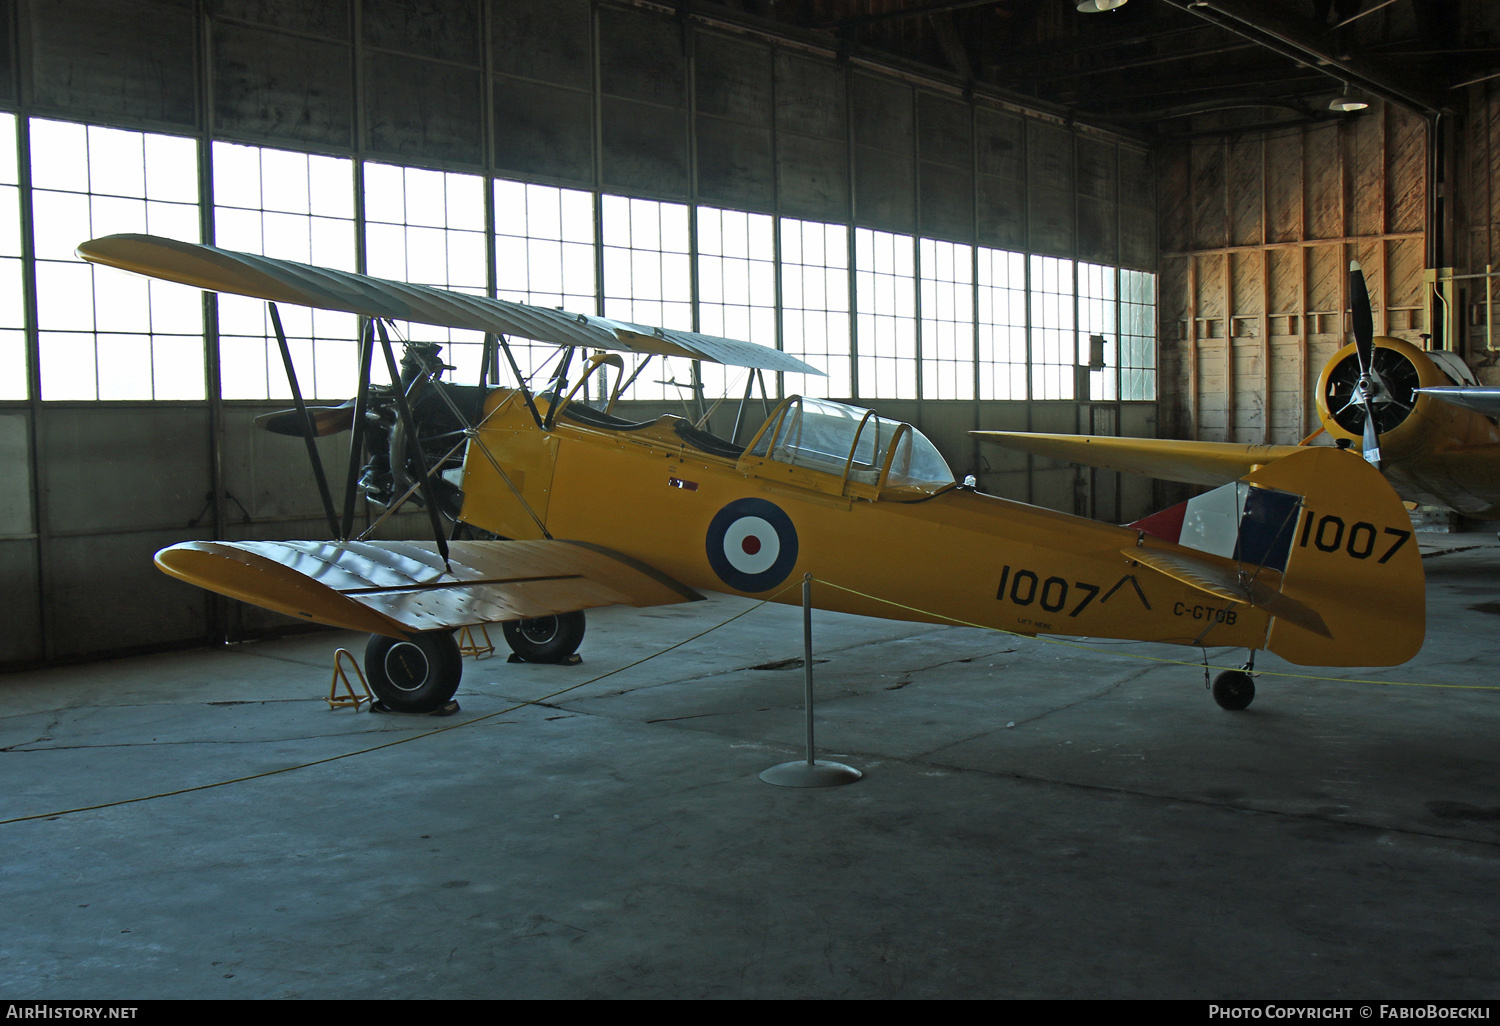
[705,498,799,593]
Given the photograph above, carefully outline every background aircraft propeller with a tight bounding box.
[1321,260,1419,470]
[253,400,356,438]
[1348,261,1382,468]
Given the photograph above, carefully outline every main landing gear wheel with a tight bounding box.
[1212,670,1256,711]
[364,631,463,713]
[502,611,586,663]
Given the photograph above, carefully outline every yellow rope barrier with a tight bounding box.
[0,582,801,827]
[4,568,1488,827]
[807,576,1500,692]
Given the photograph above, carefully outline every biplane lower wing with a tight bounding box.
[155,538,704,638]
[972,430,1306,488]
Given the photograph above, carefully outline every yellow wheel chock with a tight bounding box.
[327,647,374,710]
[456,624,495,660]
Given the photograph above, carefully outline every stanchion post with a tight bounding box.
[760,573,862,788]
[802,573,815,764]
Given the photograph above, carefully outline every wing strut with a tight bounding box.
[729,368,757,445]
[494,332,546,430]
[543,346,577,431]
[339,317,376,541]
[268,302,342,540]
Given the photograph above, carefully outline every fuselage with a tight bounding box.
[457,390,1281,654]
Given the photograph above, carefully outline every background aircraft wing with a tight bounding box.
[76,233,822,376]
[1415,385,1500,417]
[155,537,704,638]
[972,430,1307,487]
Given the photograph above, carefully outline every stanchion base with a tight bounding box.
[760,759,862,788]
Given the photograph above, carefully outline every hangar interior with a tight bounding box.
[3,0,1500,668]
[8,0,1500,1001]
[0,0,1496,666]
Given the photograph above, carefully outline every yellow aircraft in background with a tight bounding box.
[977,262,1500,520]
[77,235,1426,714]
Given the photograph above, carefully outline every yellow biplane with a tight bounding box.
[977,262,1500,521]
[78,235,1426,714]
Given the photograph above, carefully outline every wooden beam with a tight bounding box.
[1261,130,1272,444]
[1223,135,1234,442]
[1188,256,1200,439]
[1160,230,1422,259]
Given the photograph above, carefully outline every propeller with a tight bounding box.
[1348,260,1382,468]
[253,400,356,438]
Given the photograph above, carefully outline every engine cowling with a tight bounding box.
[1315,335,1497,463]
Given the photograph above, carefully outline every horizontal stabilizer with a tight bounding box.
[155,538,703,638]
[972,430,1306,488]
[78,234,823,376]
[1126,547,1331,638]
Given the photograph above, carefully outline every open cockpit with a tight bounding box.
[533,385,955,500]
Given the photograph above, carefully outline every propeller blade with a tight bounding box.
[1349,260,1375,373]
[1362,399,1382,468]
[1348,261,1382,467]
[254,401,356,438]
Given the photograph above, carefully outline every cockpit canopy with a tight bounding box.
[747,396,955,491]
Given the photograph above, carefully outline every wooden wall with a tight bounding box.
[1460,79,1500,370]
[1156,103,1429,444]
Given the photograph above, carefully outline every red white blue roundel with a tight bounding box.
[705,498,799,593]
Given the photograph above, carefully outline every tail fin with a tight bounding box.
[1248,447,1424,665]
[1128,446,1424,666]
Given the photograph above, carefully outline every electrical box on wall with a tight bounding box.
[1086,333,1107,369]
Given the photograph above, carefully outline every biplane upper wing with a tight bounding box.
[76,233,822,376]
[155,537,704,638]
[972,430,1307,488]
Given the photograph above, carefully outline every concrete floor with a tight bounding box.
[5,533,1500,999]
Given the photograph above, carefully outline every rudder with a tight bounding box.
[1245,447,1425,666]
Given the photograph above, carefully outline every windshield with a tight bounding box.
[750,397,954,489]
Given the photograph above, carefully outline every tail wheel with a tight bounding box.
[1212,670,1255,711]
[502,611,586,663]
[364,631,463,713]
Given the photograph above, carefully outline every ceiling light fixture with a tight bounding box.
[1076,0,1128,12]
[1328,85,1369,112]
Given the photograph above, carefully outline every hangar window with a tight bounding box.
[854,228,917,400]
[778,217,849,400]
[1030,255,1075,400]
[1079,261,1117,401]
[696,206,775,405]
[977,247,1027,401]
[32,119,203,400]
[919,239,975,401]
[1120,269,1157,401]
[364,162,488,381]
[494,179,597,386]
[0,115,23,401]
[212,142,356,401]
[601,195,692,401]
